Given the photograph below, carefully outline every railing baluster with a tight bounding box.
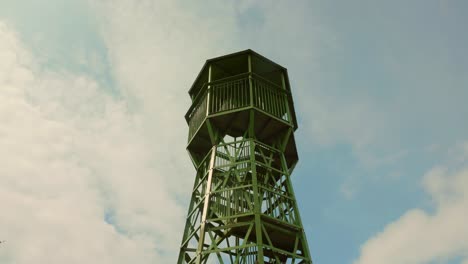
[258,81,261,109]
[241,79,244,107]
[256,79,260,108]
[275,92,281,118]
[214,85,216,113]
[224,83,227,111]
[245,79,248,107]
[235,80,238,109]
[226,82,228,111]
[261,81,264,109]
[215,85,218,113]
[273,89,277,117]
[229,82,232,111]
[227,82,230,110]
[235,81,238,109]
[280,93,284,119]
[252,79,257,107]
[210,87,213,114]
[268,86,272,115]
[246,79,249,107]
[210,86,218,114]
[232,81,235,109]
[274,91,279,118]
[218,83,221,112]
[222,83,224,111]
[265,84,274,115]
[217,84,220,112]
[257,81,261,109]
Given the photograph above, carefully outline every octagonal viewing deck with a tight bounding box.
[185,50,299,169]
[187,72,292,138]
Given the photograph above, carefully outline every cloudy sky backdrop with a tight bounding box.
[1,0,468,263]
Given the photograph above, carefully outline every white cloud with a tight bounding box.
[88,0,247,195]
[0,19,185,263]
[353,143,468,264]
[0,0,257,262]
[226,1,405,171]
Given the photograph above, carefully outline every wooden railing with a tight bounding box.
[187,74,291,143]
[209,77,250,114]
[252,76,289,122]
[259,185,296,225]
[187,92,207,141]
[207,139,297,227]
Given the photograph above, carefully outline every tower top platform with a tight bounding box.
[188,49,298,130]
[189,49,291,97]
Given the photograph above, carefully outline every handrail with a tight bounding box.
[254,139,282,153]
[185,87,207,121]
[259,185,293,200]
[251,72,288,93]
[185,73,250,121]
[216,138,250,147]
[186,73,287,121]
[186,73,292,139]
[215,139,282,155]
[209,72,250,86]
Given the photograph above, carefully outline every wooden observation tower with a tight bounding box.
[178,50,312,264]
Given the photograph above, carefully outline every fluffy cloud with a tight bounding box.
[0,19,185,263]
[354,143,468,264]
[89,0,247,194]
[0,2,371,261]
[0,0,256,262]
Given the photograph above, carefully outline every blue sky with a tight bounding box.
[0,1,467,263]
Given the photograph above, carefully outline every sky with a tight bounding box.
[0,0,467,263]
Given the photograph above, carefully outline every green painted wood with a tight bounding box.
[178,50,312,264]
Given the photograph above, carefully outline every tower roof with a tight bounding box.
[189,49,291,97]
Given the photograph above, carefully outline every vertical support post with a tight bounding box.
[280,127,293,152]
[196,147,217,264]
[248,54,254,109]
[249,110,264,263]
[207,64,212,116]
[281,72,293,123]
[280,152,313,263]
[177,165,203,264]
